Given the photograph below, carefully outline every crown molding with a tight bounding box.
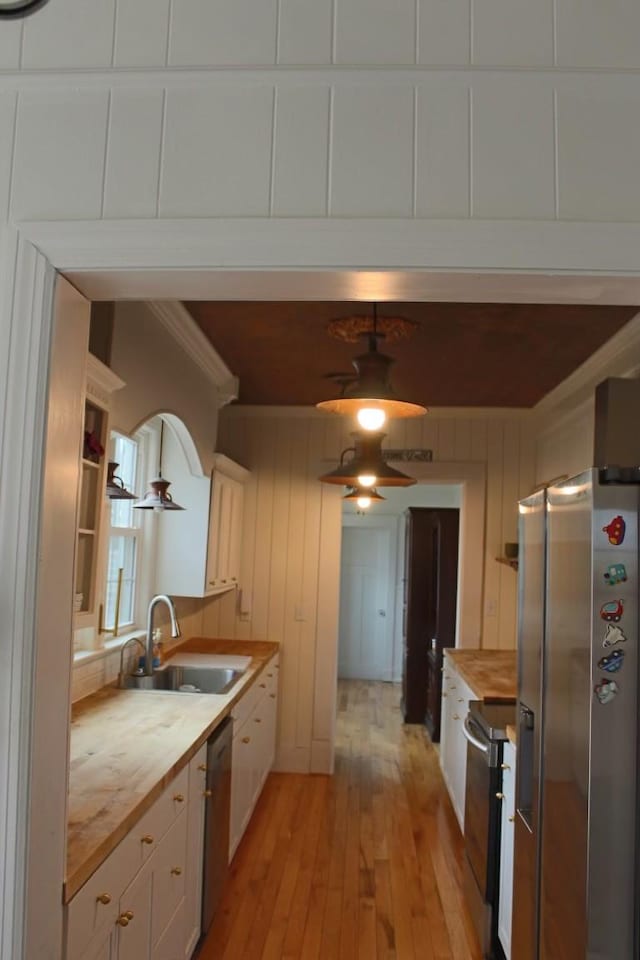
[532,309,640,426]
[147,300,239,406]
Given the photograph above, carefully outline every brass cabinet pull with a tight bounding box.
[96,893,111,905]
[452,714,460,720]
[267,673,273,678]
[508,815,516,823]
[242,736,250,744]
[117,911,134,927]
[496,792,505,800]
[259,683,266,688]
[442,693,448,699]
[254,717,262,723]
[449,685,456,690]
[173,793,185,803]
[501,763,511,771]
[141,834,154,845]
[170,867,182,876]
[203,788,213,798]
[269,693,276,699]
[457,698,464,703]
[198,763,207,772]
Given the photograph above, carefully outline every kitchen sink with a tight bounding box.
[122,664,245,695]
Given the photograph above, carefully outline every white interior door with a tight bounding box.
[338,525,394,680]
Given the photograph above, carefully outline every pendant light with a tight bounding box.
[316,304,427,431]
[342,485,386,509]
[134,420,185,512]
[319,432,416,488]
[105,460,137,501]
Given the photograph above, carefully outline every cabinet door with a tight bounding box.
[184,746,207,959]
[498,741,516,960]
[83,926,115,960]
[152,900,186,960]
[229,719,254,862]
[116,860,153,960]
[206,472,243,591]
[151,812,188,949]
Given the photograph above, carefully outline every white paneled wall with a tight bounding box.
[0,1,640,232]
[205,408,533,772]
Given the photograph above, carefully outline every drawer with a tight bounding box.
[231,677,263,730]
[135,765,189,859]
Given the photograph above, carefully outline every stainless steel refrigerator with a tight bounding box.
[513,469,638,960]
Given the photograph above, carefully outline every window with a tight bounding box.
[104,433,140,631]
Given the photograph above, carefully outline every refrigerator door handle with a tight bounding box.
[463,715,490,753]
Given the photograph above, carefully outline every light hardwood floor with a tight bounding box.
[199,680,481,960]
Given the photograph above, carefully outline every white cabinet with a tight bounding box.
[155,451,249,599]
[66,762,194,960]
[229,655,279,861]
[439,657,476,831]
[498,740,516,960]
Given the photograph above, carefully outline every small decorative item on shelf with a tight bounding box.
[84,430,104,463]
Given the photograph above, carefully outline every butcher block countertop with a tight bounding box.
[506,723,517,746]
[444,648,517,701]
[66,638,278,903]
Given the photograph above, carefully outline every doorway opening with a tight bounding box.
[337,482,462,739]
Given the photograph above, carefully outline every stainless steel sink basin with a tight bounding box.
[123,664,244,695]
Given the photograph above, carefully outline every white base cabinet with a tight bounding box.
[229,655,279,861]
[498,740,516,960]
[66,753,204,960]
[439,657,476,831]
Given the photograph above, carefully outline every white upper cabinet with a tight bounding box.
[155,444,249,599]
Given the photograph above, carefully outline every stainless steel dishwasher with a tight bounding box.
[201,716,233,936]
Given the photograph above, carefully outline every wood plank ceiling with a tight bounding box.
[183,302,636,408]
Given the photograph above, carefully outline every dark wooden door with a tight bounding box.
[402,507,459,739]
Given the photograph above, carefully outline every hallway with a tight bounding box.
[200,680,480,959]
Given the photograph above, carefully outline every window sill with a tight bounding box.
[73,629,146,666]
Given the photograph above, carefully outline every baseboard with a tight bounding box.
[310,739,334,774]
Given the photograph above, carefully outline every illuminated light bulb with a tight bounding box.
[357,473,376,488]
[356,406,387,431]
[356,494,372,509]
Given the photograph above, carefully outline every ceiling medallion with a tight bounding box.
[327,313,419,344]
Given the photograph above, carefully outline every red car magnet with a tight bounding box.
[603,515,626,545]
[599,599,624,622]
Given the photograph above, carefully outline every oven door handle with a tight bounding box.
[463,715,490,754]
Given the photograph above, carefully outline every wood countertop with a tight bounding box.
[506,723,517,746]
[66,638,278,903]
[444,648,517,701]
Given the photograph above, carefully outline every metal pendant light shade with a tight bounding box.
[133,420,185,512]
[105,461,137,501]
[342,485,386,509]
[316,304,427,427]
[319,432,416,488]
[133,476,184,511]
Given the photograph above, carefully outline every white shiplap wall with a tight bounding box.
[1,2,640,233]
[205,407,534,773]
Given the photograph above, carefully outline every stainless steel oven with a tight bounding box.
[463,700,515,960]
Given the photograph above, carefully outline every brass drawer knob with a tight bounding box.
[173,793,185,803]
[452,714,460,720]
[198,763,207,772]
[141,834,154,845]
[501,763,511,771]
[496,792,505,800]
[254,717,262,723]
[267,673,273,678]
[170,866,182,876]
[203,788,213,798]
[442,693,448,698]
[457,698,464,703]
[508,815,516,823]
[269,693,276,699]
[242,736,250,744]
[259,683,266,688]
[117,911,134,926]
[96,893,111,905]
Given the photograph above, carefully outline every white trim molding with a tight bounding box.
[147,300,239,406]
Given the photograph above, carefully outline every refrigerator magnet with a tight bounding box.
[594,679,619,704]
[602,623,628,648]
[597,650,625,673]
[602,515,626,545]
[599,599,624,622]
[603,563,627,585]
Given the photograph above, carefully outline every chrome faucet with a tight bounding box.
[118,636,145,688]
[145,594,181,676]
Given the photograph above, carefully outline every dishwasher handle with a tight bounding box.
[463,715,490,754]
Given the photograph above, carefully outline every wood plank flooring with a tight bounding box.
[199,680,481,960]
